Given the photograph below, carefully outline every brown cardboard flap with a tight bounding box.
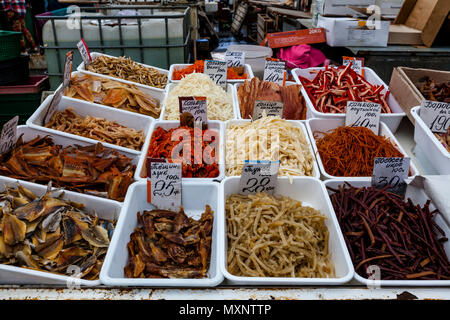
[388,24,422,45]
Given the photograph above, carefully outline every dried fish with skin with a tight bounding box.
[0,184,115,279]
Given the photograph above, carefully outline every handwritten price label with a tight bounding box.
[371,157,410,195]
[225,51,245,68]
[43,89,63,125]
[263,60,286,85]
[147,159,182,211]
[179,96,207,125]
[77,38,92,66]
[343,56,364,77]
[204,60,227,90]
[345,101,381,135]
[63,51,74,88]
[420,100,450,134]
[239,160,279,195]
[0,116,18,155]
[253,100,284,120]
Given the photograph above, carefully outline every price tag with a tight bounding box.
[43,88,63,125]
[263,60,286,85]
[147,159,182,211]
[225,51,245,68]
[77,38,92,66]
[371,157,411,195]
[239,160,279,195]
[345,101,381,135]
[343,56,365,77]
[63,51,74,88]
[179,96,207,126]
[253,100,284,120]
[204,60,227,90]
[0,116,18,155]
[419,100,450,133]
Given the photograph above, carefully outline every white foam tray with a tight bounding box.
[292,67,406,133]
[77,52,168,93]
[168,63,254,84]
[60,71,164,120]
[233,81,301,120]
[27,95,153,155]
[219,176,354,285]
[0,175,121,286]
[306,118,419,180]
[135,120,225,181]
[225,119,320,179]
[410,106,450,175]
[100,180,223,287]
[325,178,450,287]
[160,82,238,121]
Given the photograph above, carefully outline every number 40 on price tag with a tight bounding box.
[147,158,182,211]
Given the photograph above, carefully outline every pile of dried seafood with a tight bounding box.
[64,74,161,118]
[434,127,450,152]
[0,183,115,280]
[124,206,213,279]
[0,135,135,201]
[46,108,145,151]
[86,55,168,89]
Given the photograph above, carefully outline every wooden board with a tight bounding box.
[231,2,249,35]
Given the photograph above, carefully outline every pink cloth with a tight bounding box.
[277,44,327,69]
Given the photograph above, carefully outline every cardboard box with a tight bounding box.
[321,0,376,16]
[261,28,326,48]
[377,0,405,16]
[389,67,450,123]
[389,0,450,47]
[317,15,390,47]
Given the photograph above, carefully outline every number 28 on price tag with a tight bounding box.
[239,160,279,195]
[371,157,410,195]
[147,158,182,211]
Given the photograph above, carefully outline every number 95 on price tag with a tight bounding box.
[371,157,410,195]
[239,160,279,195]
[147,158,182,211]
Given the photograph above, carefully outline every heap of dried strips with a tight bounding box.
[86,55,168,89]
[0,183,115,280]
[46,108,145,151]
[0,135,135,201]
[124,206,213,279]
[64,74,161,118]
[417,76,450,103]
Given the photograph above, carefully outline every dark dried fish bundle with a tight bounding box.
[0,183,115,280]
[124,206,213,279]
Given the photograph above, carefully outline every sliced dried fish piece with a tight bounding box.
[81,225,109,248]
[1,212,27,245]
[35,233,63,260]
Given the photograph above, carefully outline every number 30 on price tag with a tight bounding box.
[371,157,410,195]
[147,158,182,211]
[239,160,279,195]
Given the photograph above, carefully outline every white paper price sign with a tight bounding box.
[204,60,227,90]
[179,96,207,125]
[345,101,381,135]
[343,56,364,77]
[63,51,74,88]
[77,38,92,66]
[0,116,18,155]
[263,60,286,85]
[239,160,279,195]
[253,100,284,120]
[147,159,182,211]
[371,157,411,195]
[225,51,245,67]
[43,89,63,125]
[420,100,450,133]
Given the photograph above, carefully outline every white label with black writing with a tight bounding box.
[253,100,284,120]
[263,60,285,85]
[204,60,227,90]
[63,51,74,88]
[77,39,91,66]
[239,160,279,195]
[343,57,364,76]
[43,89,63,125]
[179,96,207,124]
[225,51,245,68]
[371,157,410,195]
[149,162,182,211]
[345,101,381,135]
[420,100,450,134]
[0,116,18,154]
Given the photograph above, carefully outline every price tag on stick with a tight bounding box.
[263,60,286,85]
[419,100,450,133]
[147,159,182,211]
[345,101,381,135]
[0,116,18,155]
[179,96,208,126]
[63,51,74,88]
[239,160,279,195]
[43,88,63,125]
[253,100,284,120]
[371,157,411,195]
[204,60,227,90]
[77,38,92,66]
[343,56,365,77]
[225,51,245,68]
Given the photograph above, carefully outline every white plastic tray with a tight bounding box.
[219,176,354,285]
[27,95,153,155]
[0,175,121,286]
[410,106,450,175]
[77,52,168,93]
[160,82,238,121]
[135,120,225,181]
[325,178,450,287]
[292,67,406,133]
[225,119,320,179]
[168,63,254,84]
[100,180,223,287]
[306,118,419,180]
